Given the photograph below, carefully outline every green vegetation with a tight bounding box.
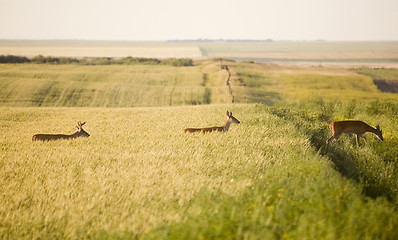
[278,73,381,100]
[1,58,398,239]
[228,61,398,103]
[0,54,193,66]
[353,67,398,80]
[0,55,31,63]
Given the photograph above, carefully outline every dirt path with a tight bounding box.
[220,59,235,103]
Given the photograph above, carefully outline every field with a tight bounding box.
[1,57,398,239]
[2,60,398,107]
[0,41,202,59]
[198,41,398,68]
[2,40,398,67]
[0,62,222,107]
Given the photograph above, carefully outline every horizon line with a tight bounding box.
[1,38,398,43]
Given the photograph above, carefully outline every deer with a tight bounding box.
[32,121,90,142]
[324,120,383,154]
[184,111,240,133]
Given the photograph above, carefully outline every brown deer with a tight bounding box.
[32,121,90,142]
[324,120,383,154]
[184,111,240,133]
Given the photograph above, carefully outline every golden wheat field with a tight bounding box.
[1,54,398,239]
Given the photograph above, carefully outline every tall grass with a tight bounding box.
[2,61,398,108]
[233,63,281,105]
[233,62,398,102]
[0,63,231,107]
[279,73,380,101]
[353,67,398,80]
[2,60,398,239]
[1,104,397,239]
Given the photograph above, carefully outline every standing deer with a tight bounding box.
[184,111,240,133]
[324,120,383,154]
[32,121,90,142]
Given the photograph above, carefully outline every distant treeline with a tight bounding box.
[168,39,274,42]
[0,55,194,66]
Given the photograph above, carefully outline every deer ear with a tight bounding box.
[226,111,230,116]
[376,125,380,130]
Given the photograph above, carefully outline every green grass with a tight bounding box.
[231,61,398,103]
[279,73,380,101]
[353,67,398,80]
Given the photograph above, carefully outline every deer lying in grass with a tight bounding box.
[184,111,240,133]
[32,121,90,142]
[324,120,383,154]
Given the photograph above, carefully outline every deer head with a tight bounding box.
[375,125,383,141]
[227,111,240,124]
[76,121,90,138]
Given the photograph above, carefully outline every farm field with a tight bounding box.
[2,40,398,67]
[1,59,398,239]
[1,103,398,239]
[2,60,398,108]
[198,41,398,68]
[0,61,233,107]
[0,40,202,59]
[198,41,398,58]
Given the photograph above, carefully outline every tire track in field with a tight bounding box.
[220,59,235,103]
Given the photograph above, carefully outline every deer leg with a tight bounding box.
[356,134,367,146]
[326,135,334,144]
[324,132,343,154]
[324,135,335,154]
[355,134,367,147]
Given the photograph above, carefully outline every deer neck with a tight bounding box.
[222,119,232,132]
[365,125,378,135]
[70,131,81,138]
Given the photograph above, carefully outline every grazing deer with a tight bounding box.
[184,111,240,133]
[324,120,383,154]
[32,121,90,142]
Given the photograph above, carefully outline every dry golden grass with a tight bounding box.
[2,59,398,238]
[0,62,231,107]
[1,104,398,239]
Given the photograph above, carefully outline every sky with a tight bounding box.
[0,0,397,41]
